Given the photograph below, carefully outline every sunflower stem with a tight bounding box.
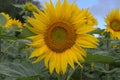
[67,65,79,80]
[67,69,74,80]
[58,74,63,80]
[105,32,110,80]
[80,67,84,80]
[105,64,110,80]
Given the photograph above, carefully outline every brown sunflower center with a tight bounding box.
[111,20,120,31]
[51,27,67,44]
[44,22,76,53]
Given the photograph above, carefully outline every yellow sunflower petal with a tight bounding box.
[71,46,85,62]
[45,0,56,21]
[44,51,52,68]
[55,0,61,18]
[76,34,98,48]
[49,53,56,74]
[76,26,96,34]
[32,54,46,63]
[66,50,75,69]
[55,54,61,74]
[27,39,44,47]
[74,45,87,57]
[68,49,83,68]
[29,45,48,58]
[27,34,44,41]
[61,53,67,74]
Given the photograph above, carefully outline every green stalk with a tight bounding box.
[67,65,79,80]
[105,64,110,80]
[67,69,74,80]
[58,74,63,80]
[105,33,110,80]
[80,67,83,80]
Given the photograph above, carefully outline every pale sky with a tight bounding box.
[34,0,120,29]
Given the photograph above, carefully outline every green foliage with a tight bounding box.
[86,53,116,63]
[0,14,6,26]
[16,27,36,38]
[0,0,120,80]
[0,0,22,19]
[0,61,49,78]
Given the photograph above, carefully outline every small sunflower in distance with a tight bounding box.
[24,2,39,12]
[105,8,120,39]
[1,12,22,28]
[6,19,22,28]
[27,0,98,74]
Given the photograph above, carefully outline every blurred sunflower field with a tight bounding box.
[0,0,120,80]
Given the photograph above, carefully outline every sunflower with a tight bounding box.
[1,12,22,28]
[27,0,98,74]
[6,19,22,28]
[25,2,35,12]
[105,8,120,39]
[24,2,41,12]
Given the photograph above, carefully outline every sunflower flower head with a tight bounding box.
[5,19,22,28]
[0,12,22,28]
[105,8,120,39]
[26,0,98,74]
[25,2,37,12]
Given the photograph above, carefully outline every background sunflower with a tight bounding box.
[105,8,120,39]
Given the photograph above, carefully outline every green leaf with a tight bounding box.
[13,4,23,8]
[89,28,104,34]
[17,27,36,38]
[0,64,23,77]
[0,61,49,78]
[0,26,3,36]
[18,76,38,80]
[0,14,7,26]
[85,53,116,64]
[0,35,17,40]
